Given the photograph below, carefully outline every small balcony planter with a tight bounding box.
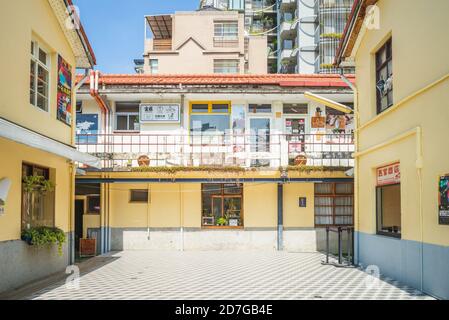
[21,226,66,256]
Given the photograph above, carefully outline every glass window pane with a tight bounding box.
[87,196,101,213]
[224,197,242,225]
[36,94,47,111]
[116,115,128,130]
[283,104,308,114]
[39,48,47,65]
[128,114,139,131]
[224,183,242,194]
[115,101,140,113]
[130,190,148,202]
[249,104,272,113]
[190,115,230,133]
[191,104,209,113]
[211,104,229,113]
[212,197,223,224]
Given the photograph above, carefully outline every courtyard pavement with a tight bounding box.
[4,251,433,300]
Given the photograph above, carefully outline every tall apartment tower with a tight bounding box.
[199,0,354,74]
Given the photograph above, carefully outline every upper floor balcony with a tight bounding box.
[75,133,354,172]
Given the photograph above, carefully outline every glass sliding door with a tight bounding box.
[250,118,270,167]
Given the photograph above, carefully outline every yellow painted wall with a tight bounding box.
[283,183,314,228]
[354,0,449,246]
[0,0,76,145]
[110,183,201,228]
[243,183,277,228]
[0,138,72,241]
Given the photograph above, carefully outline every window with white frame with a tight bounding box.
[30,40,50,111]
[115,101,140,131]
[149,59,158,74]
[214,21,238,47]
[214,59,239,74]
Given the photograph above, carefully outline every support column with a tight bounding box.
[277,183,284,251]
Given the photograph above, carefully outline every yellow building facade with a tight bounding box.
[0,0,97,293]
[336,0,449,299]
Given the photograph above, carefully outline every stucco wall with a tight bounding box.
[353,0,449,299]
[0,0,76,145]
[0,138,72,241]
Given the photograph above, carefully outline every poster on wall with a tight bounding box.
[439,175,449,225]
[76,114,98,144]
[140,104,180,123]
[311,107,325,129]
[377,163,401,186]
[326,114,354,134]
[57,55,73,126]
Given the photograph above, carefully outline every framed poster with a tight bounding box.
[57,55,73,126]
[76,114,98,144]
[140,104,180,123]
[439,175,449,225]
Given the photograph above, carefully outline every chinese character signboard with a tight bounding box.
[439,175,449,225]
[377,163,400,186]
[57,55,72,126]
[140,104,180,123]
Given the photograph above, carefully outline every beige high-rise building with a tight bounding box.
[143,10,267,74]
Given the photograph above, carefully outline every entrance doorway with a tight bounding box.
[249,118,271,167]
[74,199,84,252]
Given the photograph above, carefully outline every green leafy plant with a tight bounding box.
[217,217,228,226]
[22,175,55,194]
[21,226,66,256]
[131,165,247,174]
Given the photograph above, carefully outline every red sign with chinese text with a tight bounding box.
[377,163,400,186]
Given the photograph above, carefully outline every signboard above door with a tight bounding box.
[376,162,400,186]
[140,104,180,123]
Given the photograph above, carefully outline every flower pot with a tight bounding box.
[21,234,33,245]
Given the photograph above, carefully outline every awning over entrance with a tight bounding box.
[0,118,101,169]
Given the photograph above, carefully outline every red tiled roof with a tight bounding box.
[77,74,355,87]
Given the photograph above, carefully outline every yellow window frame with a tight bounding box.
[189,101,232,115]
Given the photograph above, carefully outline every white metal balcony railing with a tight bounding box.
[76,133,355,171]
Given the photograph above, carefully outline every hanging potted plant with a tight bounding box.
[20,175,65,256]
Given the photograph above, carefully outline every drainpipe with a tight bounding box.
[277,183,284,251]
[89,71,111,253]
[90,70,110,136]
[70,68,91,264]
[339,70,360,266]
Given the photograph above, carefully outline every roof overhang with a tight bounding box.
[0,118,101,169]
[146,15,173,39]
[335,0,378,66]
[47,0,96,68]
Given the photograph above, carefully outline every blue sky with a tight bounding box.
[75,0,199,73]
